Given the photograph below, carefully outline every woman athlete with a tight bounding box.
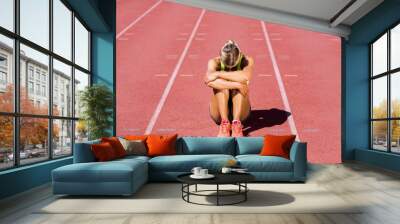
[204,40,254,137]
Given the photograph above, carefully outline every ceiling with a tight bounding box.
[169,0,384,38]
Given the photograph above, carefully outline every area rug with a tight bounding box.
[37,183,362,214]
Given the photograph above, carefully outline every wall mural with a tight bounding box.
[116,1,341,163]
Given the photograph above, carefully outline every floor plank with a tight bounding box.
[1,162,400,224]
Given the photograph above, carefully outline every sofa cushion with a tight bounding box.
[177,137,235,155]
[236,155,293,172]
[235,137,264,155]
[53,159,147,183]
[149,154,235,172]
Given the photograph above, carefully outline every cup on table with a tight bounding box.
[221,167,232,174]
[199,169,208,176]
[191,167,202,176]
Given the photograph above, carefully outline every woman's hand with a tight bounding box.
[204,72,219,84]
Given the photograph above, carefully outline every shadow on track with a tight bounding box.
[243,108,291,136]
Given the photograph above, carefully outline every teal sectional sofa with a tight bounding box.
[52,137,307,196]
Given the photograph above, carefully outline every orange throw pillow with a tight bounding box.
[260,134,296,159]
[101,137,127,158]
[146,134,178,157]
[91,142,117,161]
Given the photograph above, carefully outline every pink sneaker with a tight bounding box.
[217,120,231,137]
[231,120,243,137]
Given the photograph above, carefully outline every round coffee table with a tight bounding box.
[177,173,255,206]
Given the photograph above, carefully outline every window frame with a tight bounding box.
[0,0,92,171]
[370,21,400,154]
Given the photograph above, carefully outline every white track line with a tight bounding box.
[260,21,300,140]
[258,74,272,77]
[117,0,162,39]
[154,74,168,77]
[145,10,206,134]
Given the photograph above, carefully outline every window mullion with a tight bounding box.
[71,10,76,155]
[13,0,21,167]
[388,30,391,152]
[48,0,54,160]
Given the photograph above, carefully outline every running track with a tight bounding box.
[116,1,341,164]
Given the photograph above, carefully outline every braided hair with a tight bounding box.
[220,40,242,69]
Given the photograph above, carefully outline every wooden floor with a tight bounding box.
[1,162,400,224]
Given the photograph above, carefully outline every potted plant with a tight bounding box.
[79,84,113,140]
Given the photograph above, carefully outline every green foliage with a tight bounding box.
[79,84,113,140]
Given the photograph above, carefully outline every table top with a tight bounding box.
[177,172,255,185]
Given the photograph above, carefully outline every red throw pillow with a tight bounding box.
[101,137,127,158]
[125,135,148,141]
[91,142,117,161]
[260,134,296,159]
[146,134,178,157]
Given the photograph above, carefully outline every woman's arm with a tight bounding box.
[217,57,254,84]
[207,78,249,96]
[207,78,242,90]
[204,58,220,84]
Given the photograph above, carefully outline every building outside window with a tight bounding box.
[41,85,46,97]
[28,66,34,80]
[28,81,34,94]
[371,23,400,154]
[0,0,91,170]
[0,54,8,90]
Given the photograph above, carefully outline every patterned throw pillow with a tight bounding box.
[119,138,147,156]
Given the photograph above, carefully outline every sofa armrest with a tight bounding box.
[73,141,99,163]
[289,141,307,181]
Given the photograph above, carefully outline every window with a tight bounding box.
[0,116,13,170]
[370,23,400,154]
[42,85,46,97]
[28,67,34,80]
[53,119,72,158]
[0,55,7,67]
[74,69,89,118]
[35,84,40,95]
[0,0,14,32]
[20,0,49,48]
[53,0,72,60]
[0,1,91,170]
[74,18,89,70]
[0,34,13,113]
[35,70,40,81]
[28,81,34,94]
[0,71,6,85]
[53,59,71,117]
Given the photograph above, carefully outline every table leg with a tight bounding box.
[245,183,247,201]
[195,184,198,192]
[187,184,190,202]
[217,184,219,206]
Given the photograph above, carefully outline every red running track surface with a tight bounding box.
[116,1,341,163]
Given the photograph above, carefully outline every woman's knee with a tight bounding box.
[213,88,230,97]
